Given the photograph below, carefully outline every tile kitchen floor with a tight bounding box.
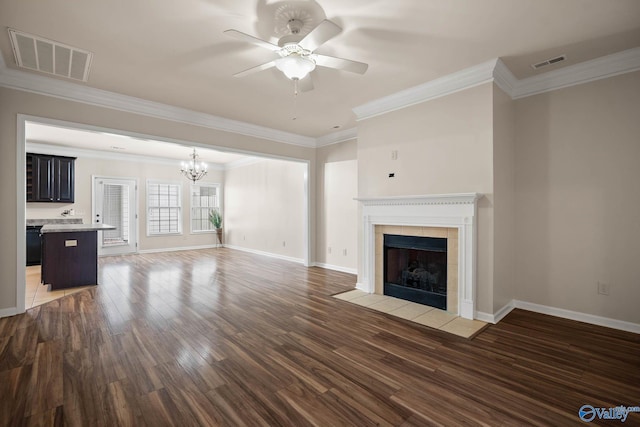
[25,265,94,309]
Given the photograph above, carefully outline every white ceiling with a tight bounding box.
[25,122,253,166]
[2,0,640,138]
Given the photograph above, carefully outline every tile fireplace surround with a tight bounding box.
[356,193,481,320]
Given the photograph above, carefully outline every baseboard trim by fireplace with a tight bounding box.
[514,300,640,334]
[478,299,639,333]
[475,303,514,324]
[313,263,357,275]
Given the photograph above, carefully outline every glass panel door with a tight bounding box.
[93,177,138,256]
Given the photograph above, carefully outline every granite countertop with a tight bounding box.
[27,218,83,226]
[41,224,116,233]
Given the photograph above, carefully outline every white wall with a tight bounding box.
[224,159,306,261]
[321,160,358,270]
[514,70,640,324]
[316,140,358,272]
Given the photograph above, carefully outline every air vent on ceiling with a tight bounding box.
[8,29,92,82]
[531,54,567,70]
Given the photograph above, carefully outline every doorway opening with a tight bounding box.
[15,115,312,314]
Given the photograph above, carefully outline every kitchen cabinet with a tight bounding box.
[25,218,83,266]
[41,224,116,290]
[26,153,76,202]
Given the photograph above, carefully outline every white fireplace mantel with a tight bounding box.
[355,193,481,320]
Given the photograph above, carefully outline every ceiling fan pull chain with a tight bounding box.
[292,78,299,120]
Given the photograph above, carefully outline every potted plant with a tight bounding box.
[209,208,223,246]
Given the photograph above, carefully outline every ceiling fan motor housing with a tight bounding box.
[278,41,310,57]
[287,18,304,34]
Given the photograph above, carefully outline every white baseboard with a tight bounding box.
[475,311,495,323]
[513,300,640,334]
[223,244,304,264]
[0,306,20,318]
[313,263,357,275]
[475,300,639,334]
[476,301,515,324]
[137,244,220,254]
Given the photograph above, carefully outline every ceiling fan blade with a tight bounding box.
[233,60,277,78]
[223,29,281,52]
[314,54,369,74]
[298,75,314,92]
[298,20,342,52]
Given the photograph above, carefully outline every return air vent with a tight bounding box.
[8,29,92,82]
[531,54,567,70]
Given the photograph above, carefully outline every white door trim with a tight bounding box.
[92,175,139,256]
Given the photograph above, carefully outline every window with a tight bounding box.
[147,181,181,235]
[190,183,221,233]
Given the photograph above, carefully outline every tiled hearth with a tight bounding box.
[333,289,487,338]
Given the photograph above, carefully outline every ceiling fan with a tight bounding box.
[224,18,368,89]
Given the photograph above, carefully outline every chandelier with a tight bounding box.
[180,148,208,183]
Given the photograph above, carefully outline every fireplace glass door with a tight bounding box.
[383,234,447,310]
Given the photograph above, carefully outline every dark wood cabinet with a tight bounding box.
[26,153,75,202]
[42,231,97,289]
[55,156,75,202]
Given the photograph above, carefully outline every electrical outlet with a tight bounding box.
[597,281,610,296]
[282,241,286,247]
[391,150,398,160]
[343,249,347,256]
[328,247,331,254]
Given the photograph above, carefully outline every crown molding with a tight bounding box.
[492,58,519,97]
[354,48,640,119]
[26,141,226,170]
[315,127,358,147]
[353,59,498,121]
[4,46,639,145]
[0,56,317,149]
[512,47,640,99]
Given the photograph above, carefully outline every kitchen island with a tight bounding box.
[41,223,116,290]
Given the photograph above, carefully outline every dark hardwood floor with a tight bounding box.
[1,248,639,426]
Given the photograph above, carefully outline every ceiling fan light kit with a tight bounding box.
[275,54,316,80]
[224,9,368,86]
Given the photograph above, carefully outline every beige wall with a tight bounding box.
[224,159,306,260]
[492,85,516,312]
[514,71,640,323]
[316,140,358,271]
[0,87,315,311]
[356,83,496,314]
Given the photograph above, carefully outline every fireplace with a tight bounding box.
[384,234,448,310]
[356,193,480,320]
